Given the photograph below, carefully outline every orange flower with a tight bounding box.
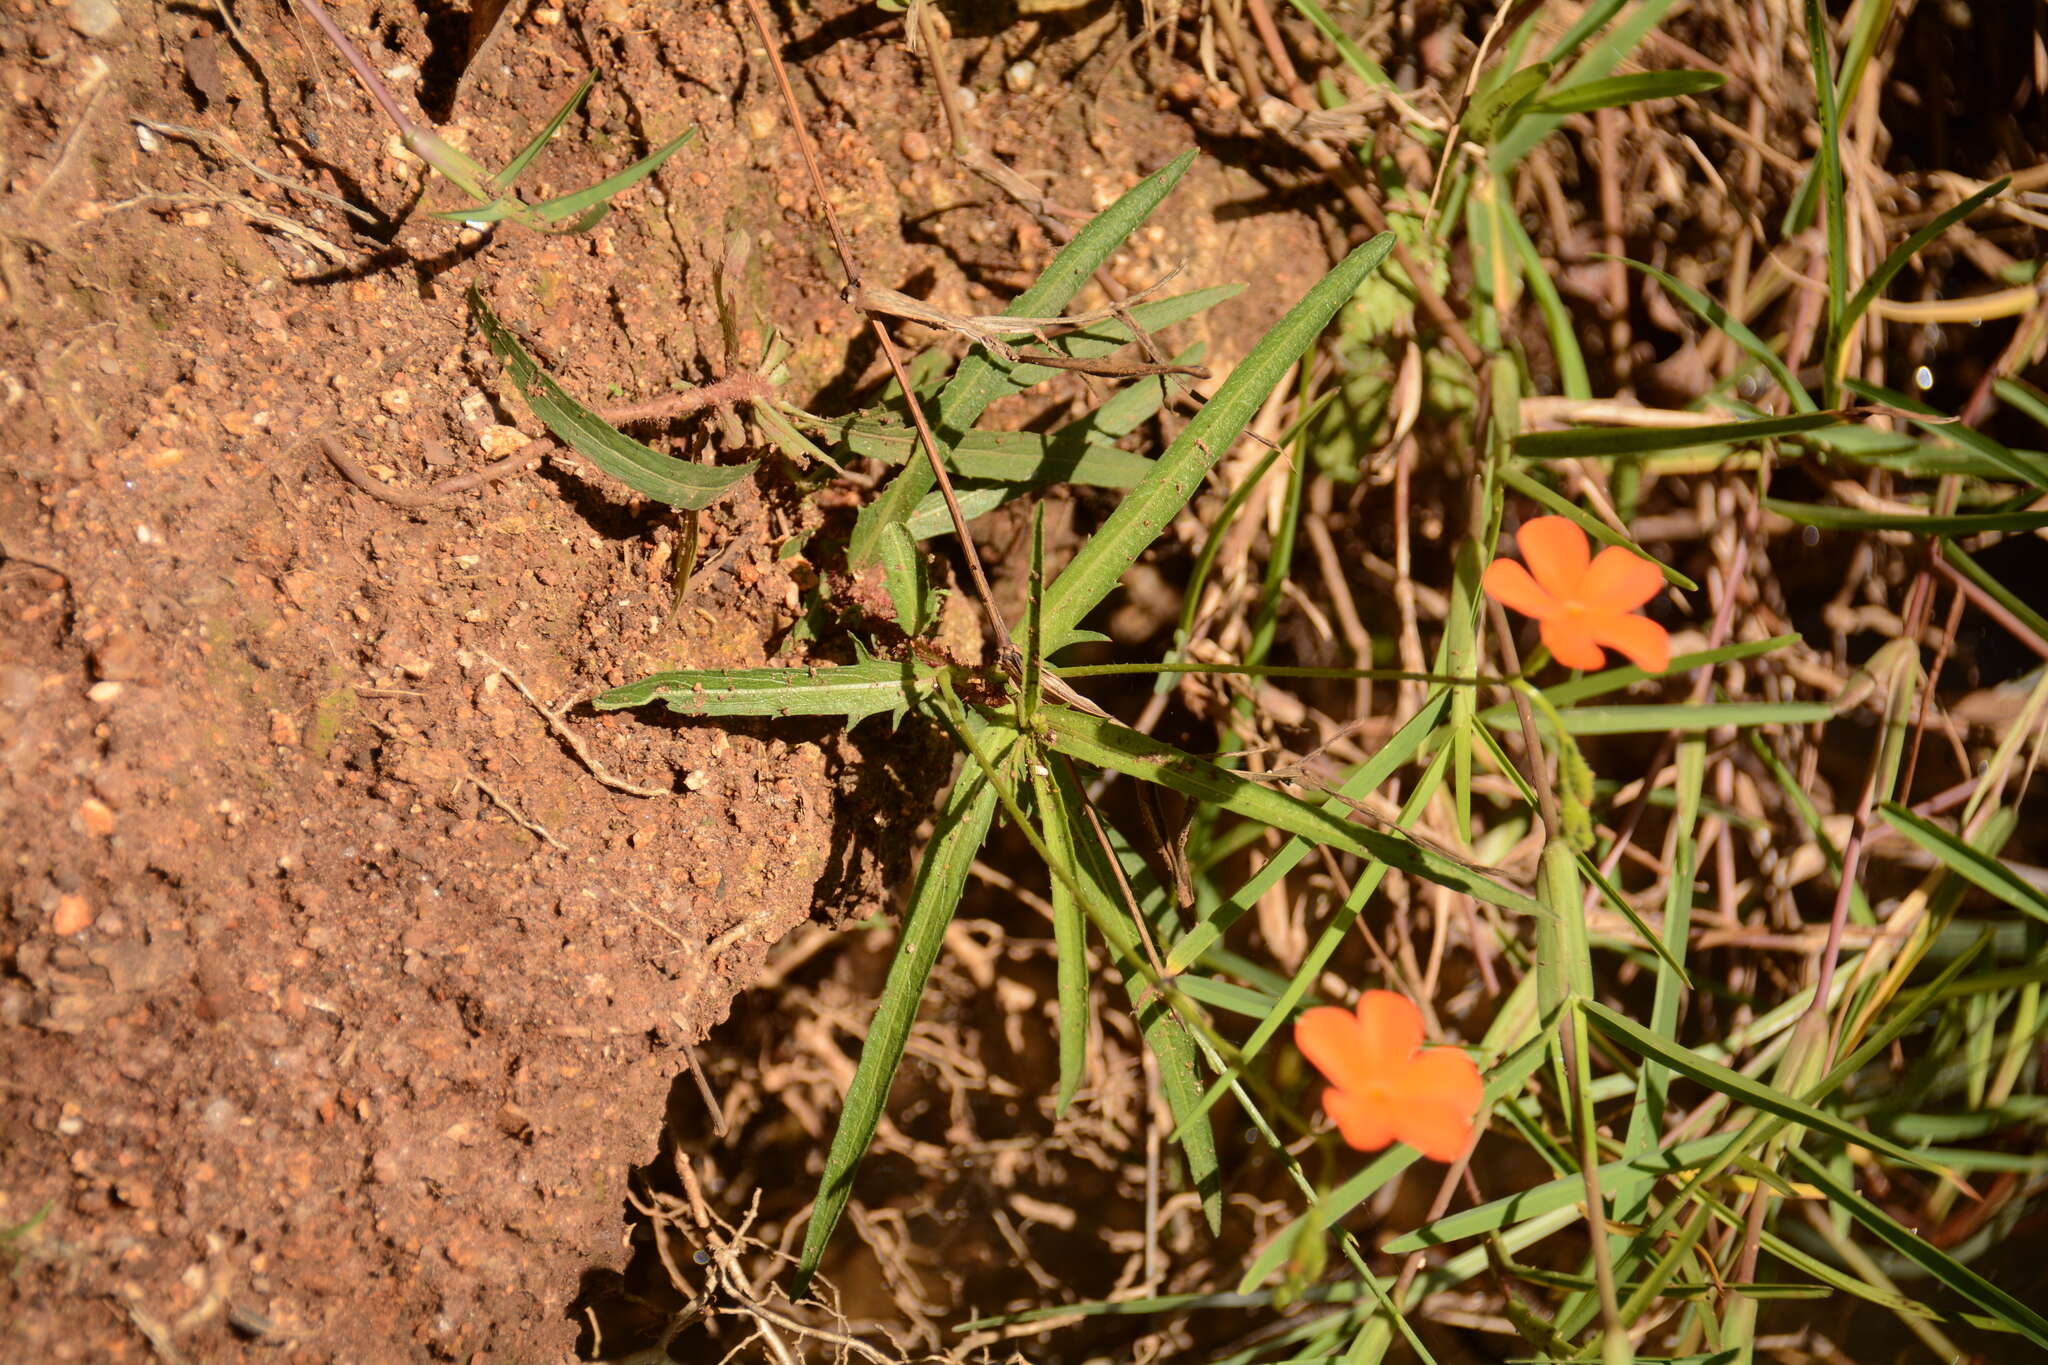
[1294,991,1484,1162]
[1481,516,1672,673]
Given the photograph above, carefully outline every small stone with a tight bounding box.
[77,799,115,837]
[682,769,707,792]
[68,0,122,39]
[92,629,148,681]
[87,680,122,704]
[479,425,528,457]
[899,128,932,162]
[744,105,778,141]
[53,893,94,936]
[378,387,412,416]
[268,711,301,748]
[1004,60,1037,93]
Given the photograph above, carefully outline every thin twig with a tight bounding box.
[743,0,1015,668]
[479,652,671,798]
[466,770,569,850]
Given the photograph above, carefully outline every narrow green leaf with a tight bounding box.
[469,287,757,509]
[1515,411,1837,458]
[525,124,698,224]
[811,417,1154,486]
[1381,1134,1734,1253]
[1844,378,2048,491]
[1840,179,2008,349]
[1878,803,2048,925]
[1167,691,1452,974]
[1941,539,2048,649]
[1281,0,1392,88]
[1581,1000,1948,1176]
[494,71,595,191]
[1762,498,2048,535]
[1524,69,1725,116]
[1807,0,1848,406]
[795,727,1013,1287]
[1785,1147,2048,1349]
[1050,760,1222,1231]
[1490,0,1684,170]
[1615,257,1814,412]
[851,151,1198,565]
[1487,701,1834,736]
[1037,233,1396,653]
[1504,208,1590,399]
[1040,706,1543,916]
[594,656,934,725]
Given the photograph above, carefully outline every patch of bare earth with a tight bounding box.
[0,0,1329,1358]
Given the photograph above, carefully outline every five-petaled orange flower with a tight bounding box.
[1294,991,1484,1162]
[1481,516,1672,673]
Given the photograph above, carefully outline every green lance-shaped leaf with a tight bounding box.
[1838,178,2009,363]
[1785,1147,2048,1350]
[469,288,757,510]
[1878,803,2048,926]
[1616,256,1815,412]
[1523,69,1726,116]
[1762,499,2048,535]
[1046,760,1222,1231]
[1843,377,2048,492]
[594,654,936,727]
[851,150,1198,566]
[1035,232,1396,654]
[794,724,1016,1289]
[1581,1000,1950,1177]
[438,125,698,231]
[1513,411,1839,459]
[1039,706,1543,917]
[491,71,595,192]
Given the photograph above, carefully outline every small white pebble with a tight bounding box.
[134,123,161,153]
[1005,60,1037,93]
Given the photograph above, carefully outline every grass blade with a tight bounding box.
[1877,803,2048,925]
[1784,1147,2048,1349]
[1514,411,1837,458]
[1843,377,2048,491]
[494,70,594,191]
[1615,257,1815,411]
[469,287,757,509]
[1524,70,1726,116]
[1037,233,1396,652]
[593,655,935,726]
[1762,499,2048,534]
[1040,705,1543,916]
[523,125,699,225]
[851,150,1198,565]
[1838,179,2008,358]
[1581,1000,1948,1176]
[795,725,1014,1287]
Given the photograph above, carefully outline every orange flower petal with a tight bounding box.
[1481,558,1564,622]
[1539,616,1609,671]
[1516,517,1590,600]
[1295,1006,1375,1096]
[1587,612,1672,673]
[1352,990,1425,1073]
[1580,546,1664,613]
[1391,1098,1480,1162]
[1400,1045,1485,1117]
[1323,1085,1399,1153]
